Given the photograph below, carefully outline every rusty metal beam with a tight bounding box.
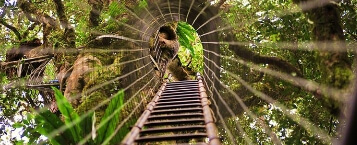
[121,76,169,145]
[197,72,221,145]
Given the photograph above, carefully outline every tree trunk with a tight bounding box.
[293,0,352,116]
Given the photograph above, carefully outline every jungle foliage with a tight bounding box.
[176,22,204,74]
[215,0,356,144]
[13,88,125,145]
[0,0,356,144]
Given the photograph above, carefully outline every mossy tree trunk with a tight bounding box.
[293,0,353,116]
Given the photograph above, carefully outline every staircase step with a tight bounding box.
[136,133,207,142]
[145,118,205,126]
[162,91,200,96]
[160,93,200,99]
[166,85,198,89]
[154,103,202,110]
[166,84,198,88]
[167,80,197,85]
[140,125,206,134]
[163,88,199,93]
[166,83,198,87]
[151,108,203,115]
[156,100,201,105]
[165,83,198,88]
[165,87,199,91]
[159,97,201,102]
[148,113,204,120]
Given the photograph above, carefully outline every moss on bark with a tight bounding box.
[292,0,353,116]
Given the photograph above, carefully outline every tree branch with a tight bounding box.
[228,44,302,77]
[328,116,334,135]
[88,0,103,27]
[52,0,70,28]
[53,0,76,47]
[292,0,350,117]
[24,13,40,23]
[22,22,40,39]
[185,57,192,67]
[18,0,58,27]
[24,93,38,109]
[0,7,22,40]
[224,32,302,76]
[0,19,22,40]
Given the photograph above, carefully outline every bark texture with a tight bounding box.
[293,0,352,116]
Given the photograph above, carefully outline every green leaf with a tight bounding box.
[34,110,73,145]
[108,1,125,17]
[0,0,5,7]
[35,127,61,145]
[53,87,82,143]
[15,140,24,145]
[96,90,124,144]
[23,119,29,125]
[80,111,94,144]
[177,22,197,57]
[12,123,24,128]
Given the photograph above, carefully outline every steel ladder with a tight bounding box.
[121,74,220,145]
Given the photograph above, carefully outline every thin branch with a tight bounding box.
[88,0,103,27]
[18,0,58,27]
[225,33,302,77]
[24,92,38,109]
[52,0,70,29]
[0,7,22,40]
[27,83,60,88]
[18,0,58,46]
[328,116,334,135]
[229,43,303,77]
[24,13,40,23]
[185,56,192,67]
[22,22,40,38]
[53,0,76,47]
[0,19,22,40]
[1,80,20,92]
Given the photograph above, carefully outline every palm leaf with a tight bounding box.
[96,90,125,144]
[81,111,94,144]
[53,87,82,143]
[34,110,74,145]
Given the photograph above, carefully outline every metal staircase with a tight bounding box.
[121,74,220,145]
